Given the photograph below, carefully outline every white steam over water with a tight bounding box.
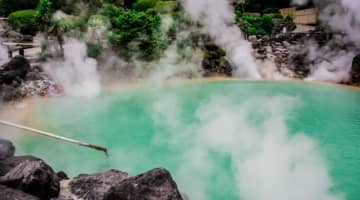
[151,95,344,200]
[182,0,261,79]
[43,39,101,97]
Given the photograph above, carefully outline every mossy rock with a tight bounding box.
[8,9,38,35]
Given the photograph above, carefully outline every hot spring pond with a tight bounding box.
[11,80,360,200]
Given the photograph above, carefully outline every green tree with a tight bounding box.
[109,9,165,60]
[8,9,38,35]
[36,0,53,31]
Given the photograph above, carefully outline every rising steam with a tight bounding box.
[42,38,101,97]
[151,94,344,200]
[181,0,261,79]
[292,0,360,82]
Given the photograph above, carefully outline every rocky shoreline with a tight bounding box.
[0,56,59,102]
[0,139,185,200]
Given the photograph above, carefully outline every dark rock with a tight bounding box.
[69,169,129,200]
[105,168,183,200]
[0,160,60,199]
[0,184,39,200]
[69,168,183,200]
[0,56,31,85]
[57,171,69,181]
[0,155,40,176]
[202,43,232,76]
[0,139,15,159]
[0,82,25,102]
[351,54,360,85]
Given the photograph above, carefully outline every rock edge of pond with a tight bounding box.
[0,139,185,200]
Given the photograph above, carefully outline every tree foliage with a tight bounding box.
[238,15,273,35]
[36,0,53,31]
[100,4,165,60]
[8,9,38,35]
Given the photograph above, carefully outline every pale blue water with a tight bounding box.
[13,81,360,200]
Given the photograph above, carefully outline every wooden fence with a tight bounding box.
[280,7,318,25]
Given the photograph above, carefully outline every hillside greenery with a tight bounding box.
[2,0,299,59]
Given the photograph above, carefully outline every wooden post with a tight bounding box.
[19,48,24,56]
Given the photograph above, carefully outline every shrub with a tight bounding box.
[238,15,273,35]
[109,9,166,60]
[98,3,123,23]
[0,0,38,16]
[235,10,242,22]
[132,0,160,11]
[286,13,295,21]
[54,14,85,33]
[88,14,111,29]
[153,1,177,13]
[36,0,53,31]
[87,41,103,58]
[8,10,38,35]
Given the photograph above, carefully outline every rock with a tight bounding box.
[283,41,291,47]
[0,160,60,199]
[69,169,129,200]
[0,155,40,176]
[202,43,232,76]
[0,185,39,200]
[0,56,31,85]
[105,168,183,200]
[248,35,257,43]
[69,168,183,200]
[351,54,360,85]
[0,139,15,159]
[57,171,69,181]
[0,82,25,102]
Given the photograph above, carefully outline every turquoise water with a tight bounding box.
[13,81,360,200]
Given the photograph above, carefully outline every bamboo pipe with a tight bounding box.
[0,120,108,156]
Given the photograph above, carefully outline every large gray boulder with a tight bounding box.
[69,169,129,200]
[0,160,60,199]
[0,184,39,200]
[0,139,15,159]
[106,168,183,200]
[0,155,40,176]
[68,168,183,200]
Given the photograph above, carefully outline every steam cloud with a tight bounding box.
[151,94,344,200]
[42,38,101,97]
[292,0,360,82]
[181,0,261,79]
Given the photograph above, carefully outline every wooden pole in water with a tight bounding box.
[0,120,108,156]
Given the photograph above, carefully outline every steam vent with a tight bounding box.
[0,0,359,200]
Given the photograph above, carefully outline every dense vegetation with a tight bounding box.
[2,0,300,60]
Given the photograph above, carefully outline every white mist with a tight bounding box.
[182,0,261,79]
[43,38,101,97]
